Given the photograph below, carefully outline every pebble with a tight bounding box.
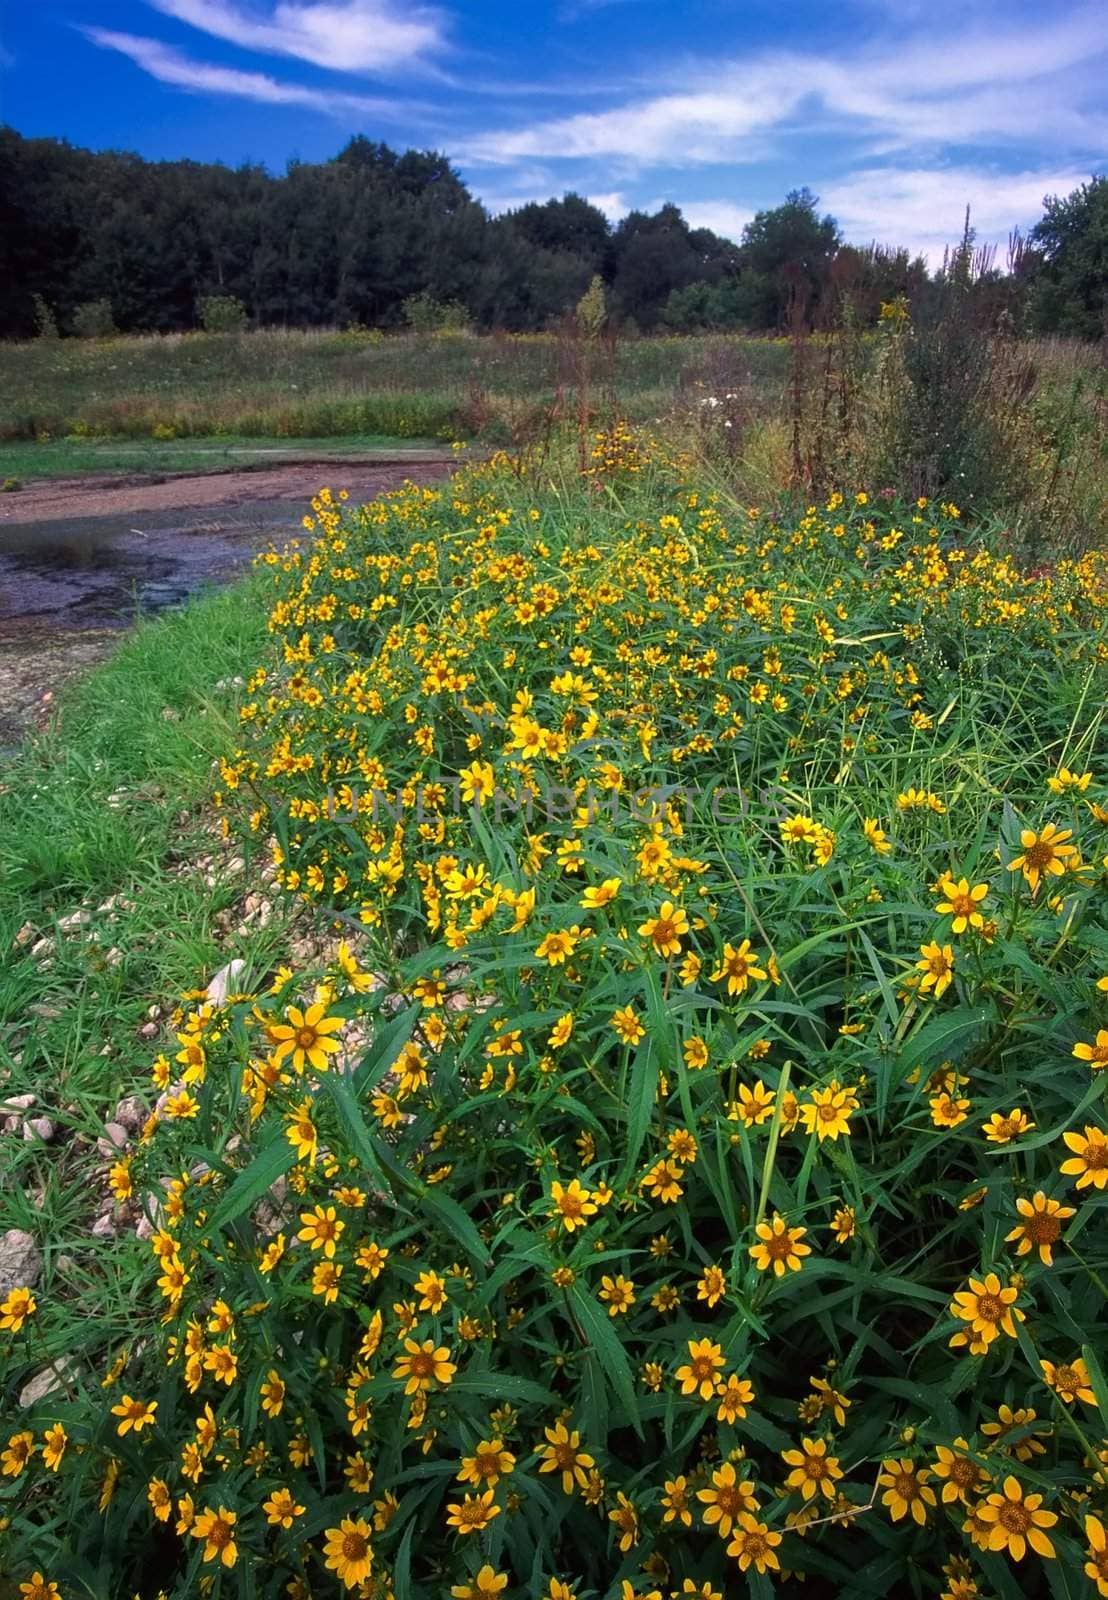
[0,1229,42,1295]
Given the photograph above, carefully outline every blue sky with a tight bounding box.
[3,0,1106,261]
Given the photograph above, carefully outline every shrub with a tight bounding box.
[31,293,59,340]
[198,295,249,333]
[402,294,472,335]
[4,453,1108,1598]
[71,299,118,339]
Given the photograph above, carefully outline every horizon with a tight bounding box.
[2,0,1106,266]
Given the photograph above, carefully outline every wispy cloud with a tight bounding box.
[460,9,1108,168]
[821,164,1096,263]
[85,28,421,118]
[147,0,446,75]
[677,200,754,241]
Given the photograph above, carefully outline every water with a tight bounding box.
[0,502,297,631]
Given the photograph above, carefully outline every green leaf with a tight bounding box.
[568,1284,643,1438]
[205,1134,295,1237]
[617,1033,658,1188]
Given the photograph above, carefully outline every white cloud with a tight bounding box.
[460,10,1108,169]
[85,28,415,117]
[822,164,1094,264]
[148,0,445,75]
[677,200,754,241]
[585,190,627,220]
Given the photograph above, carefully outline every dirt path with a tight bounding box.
[0,455,456,526]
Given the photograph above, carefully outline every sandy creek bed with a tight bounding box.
[0,457,454,747]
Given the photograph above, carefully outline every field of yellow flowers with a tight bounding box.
[4,431,1108,1599]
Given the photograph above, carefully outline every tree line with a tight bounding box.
[0,126,1104,340]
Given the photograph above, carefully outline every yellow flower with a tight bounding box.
[697,1460,759,1536]
[608,1490,639,1551]
[0,1286,37,1331]
[1085,1514,1108,1596]
[1040,1356,1095,1405]
[323,1516,374,1588]
[781,1437,843,1501]
[982,1108,1034,1144]
[863,818,892,854]
[297,1205,345,1257]
[675,1337,725,1401]
[451,1565,509,1600]
[637,901,689,958]
[916,941,955,999]
[829,1205,855,1244]
[716,1373,755,1424]
[445,1488,501,1534]
[598,1273,636,1316]
[535,927,580,966]
[749,1214,811,1276]
[392,1337,456,1393]
[536,1420,595,1494]
[1007,824,1076,893]
[1060,1124,1108,1189]
[549,1178,597,1232]
[683,1035,709,1070]
[930,1438,989,1503]
[877,1459,936,1524]
[799,1081,856,1141]
[710,938,767,996]
[580,877,621,909]
[934,876,989,933]
[729,1079,776,1126]
[270,1001,345,1073]
[1005,1191,1074,1265]
[976,1474,1057,1560]
[1073,1029,1108,1070]
[726,1515,783,1573]
[610,1004,645,1045]
[930,1092,970,1128]
[42,1423,67,1473]
[191,1505,238,1567]
[284,1099,318,1164]
[18,1577,61,1600]
[457,1439,516,1488]
[3,1431,35,1476]
[110,1396,157,1436]
[948,1273,1023,1350]
[548,1012,574,1048]
[263,1487,306,1528]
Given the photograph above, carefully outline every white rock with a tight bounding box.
[58,909,91,933]
[96,1123,129,1157]
[90,1214,116,1239]
[0,1094,36,1115]
[19,1358,77,1408]
[30,938,55,959]
[113,1097,146,1134]
[139,1021,160,1040]
[206,958,247,1005]
[23,1117,55,1143]
[0,1229,42,1295]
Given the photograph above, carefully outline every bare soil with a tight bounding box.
[0,456,454,527]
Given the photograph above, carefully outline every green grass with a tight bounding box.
[0,433,450,483]
[0,327,792,443]
[0,582,290,1327]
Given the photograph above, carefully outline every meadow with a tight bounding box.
[2,421,1108,1597]
[0,328,791,449]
